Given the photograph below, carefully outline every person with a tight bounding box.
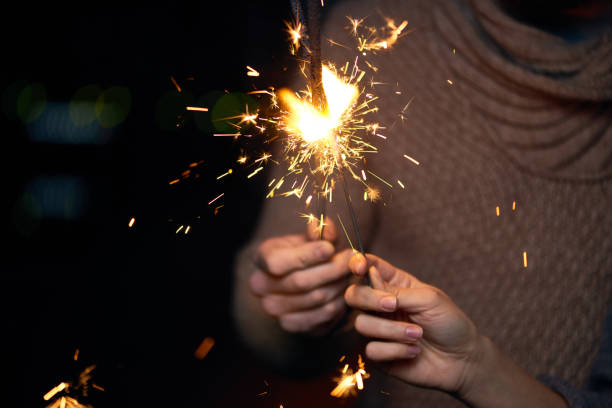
[232,0,612,406]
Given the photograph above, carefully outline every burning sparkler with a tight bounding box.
[330,354,370,398]
[43,362,101,408]
[195,2,413,396]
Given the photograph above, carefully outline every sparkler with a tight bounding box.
[203,1,412,397]
[330,354,370,398]
[43,362,101,408]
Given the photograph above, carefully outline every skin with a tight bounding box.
[249,218,353,335]
[345,253,569,408]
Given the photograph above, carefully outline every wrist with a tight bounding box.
[456,334,492,402]
[456,335,569,408]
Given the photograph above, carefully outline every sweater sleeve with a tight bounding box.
[538,304,612,408]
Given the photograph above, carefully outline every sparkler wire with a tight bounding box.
[340,172,364,254]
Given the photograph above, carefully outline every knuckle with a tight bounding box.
[344,284,358,304]
[248,271,265,295]
[310,288,326,303]
[280,315,308,333]
[296,250,309,269]
[261,296,282,316]
[426,286,443,304]
[278,316,294,332]
[265,256,283,275]
[290,273,310,291]
[324,301,336,317]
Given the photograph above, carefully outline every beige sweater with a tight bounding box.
[233,0,612,406]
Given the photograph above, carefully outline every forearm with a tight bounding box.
[232,242,301,365]
[460,336,568,408]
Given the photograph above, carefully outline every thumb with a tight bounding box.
[394,286,444,314]
[306,215,338,243]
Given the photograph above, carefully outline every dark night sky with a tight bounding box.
[1,1,344,407]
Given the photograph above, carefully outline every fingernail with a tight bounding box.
[405,326,422,339]
[380,296,397,311]
[408,346,421,358]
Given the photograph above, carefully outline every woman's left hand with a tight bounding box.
[344,252,482,394]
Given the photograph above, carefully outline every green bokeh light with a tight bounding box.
[70,84,102,126]
[17,83,46,124]
[193,90,224,133]
[2,80,29,120]
[211,92,258,133]
[95,86,132,128]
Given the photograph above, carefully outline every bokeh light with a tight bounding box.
[95,86,132,128]
[16,82,46,123]
[28,102,113,144]
[69,84,103,126]
[2,80,29,120]
[193,90,225,133]
[22,175,88,220]
[210,92,258,133]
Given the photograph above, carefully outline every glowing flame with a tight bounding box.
[330,354,370,398]
[279,66,357,143]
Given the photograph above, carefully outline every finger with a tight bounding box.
[368,265,385,290]
[348,252,368,276]
[365,341,421,361]
[354,313,422,342]
[363,254,421,288]
[306,215,339,244]
[345,284,398,312]
[260,279,348,316]
[364,254,409,283]
[395,286,446,313]
[279,295,346,333]
[252,249,353,294]
[256,239,334,276]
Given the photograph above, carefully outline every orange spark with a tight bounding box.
[170,76,181,92]
[44,383,68,401]
[194,337,215,360]
[246,65,260,77]
[217,169,233,179]
[91,384,105,392]
[208,193,224,205]
[403,154,420,165]
[248,167,264,178]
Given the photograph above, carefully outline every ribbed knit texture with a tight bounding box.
[233,0,612,406]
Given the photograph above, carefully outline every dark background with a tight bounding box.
[1,1,347,407]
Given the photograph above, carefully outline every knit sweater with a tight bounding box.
[232,0,612,406]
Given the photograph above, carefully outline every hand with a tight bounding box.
[249,217,353,336]
[344,253,481,393]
